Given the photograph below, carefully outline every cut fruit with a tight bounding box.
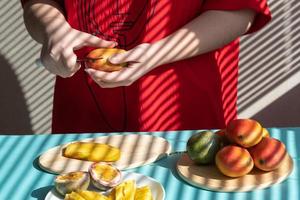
[134,186,153,200]
[85,48,127,72]
[109,180,136,200]
[89,162,122,190]
[62,142,121,162]
[64,190,108,200]
[64,192,86,200]
[55,171,90,196]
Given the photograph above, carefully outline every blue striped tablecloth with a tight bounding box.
[0,128,299,200]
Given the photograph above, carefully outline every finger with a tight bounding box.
[108,50,142,64]
[85,68,121,82]
[85,70,122,88]
[89,76,130,88]
[41,53,63,76]
[98,81,131,88]
[61,48,81,77]
[88,74,106,88]
[75,32,117,49]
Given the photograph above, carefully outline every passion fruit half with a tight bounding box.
[89,162,122,190]
[54,171,90,196]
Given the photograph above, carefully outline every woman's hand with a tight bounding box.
[85,43,159,88]
[41,20,117,78]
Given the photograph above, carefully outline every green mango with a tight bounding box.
[187,131,223,165]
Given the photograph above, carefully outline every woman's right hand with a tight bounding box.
[40,20,117,78]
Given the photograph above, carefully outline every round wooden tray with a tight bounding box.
[176,153,293,192]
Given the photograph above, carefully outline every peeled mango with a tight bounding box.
[62,142,121,162]
[85,48,127,72]
[55,171,90,196]
[65,190,108,200]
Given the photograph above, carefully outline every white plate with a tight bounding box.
[45,171,165,200]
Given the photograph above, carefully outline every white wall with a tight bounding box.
[238,0,300,127]
[0,0,299,134]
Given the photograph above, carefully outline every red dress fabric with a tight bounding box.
[21,0,271,133]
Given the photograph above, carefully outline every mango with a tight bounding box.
[85,48,127,72]
[262,128,270,138]
[215,145,254,177]
[134,186,153,200]
[249,137,287,171]
[187,131,223,164]
[65,190,108,200]
[65,192,86,200]
[226,119,263,148]
[62,142,121,162]
[109,180,136,200]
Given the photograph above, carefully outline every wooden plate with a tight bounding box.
[39,134,172,174]
[176,153,293,192]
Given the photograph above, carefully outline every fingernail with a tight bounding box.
[109,56,117,63]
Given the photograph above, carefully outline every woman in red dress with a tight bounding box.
[22,0,271,133]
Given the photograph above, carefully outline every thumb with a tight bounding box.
[77,32,117,49]
[108,51,135,64]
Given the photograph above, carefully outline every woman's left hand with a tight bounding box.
[85,43,159,88]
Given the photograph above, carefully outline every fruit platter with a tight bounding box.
[176,118,294,192]
[45,169,164,200]
[38,134,171,200]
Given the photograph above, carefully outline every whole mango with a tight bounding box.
[216,145,254,177]
[249,137,287,171]
[187,131,223,165]
[226,119,263,148]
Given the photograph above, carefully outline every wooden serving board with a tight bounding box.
[39,134,172,174]
[176,153,293,192]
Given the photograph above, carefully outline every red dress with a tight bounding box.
[22,0,271,133]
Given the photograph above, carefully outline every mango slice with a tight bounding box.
[134,186,153,200]
[76,190,109,200]
[109,180,136,200]
[65,190,108,200]
[63,142,121,162]
[64,191,86,200]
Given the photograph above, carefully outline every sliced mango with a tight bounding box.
[63,142,121,162]
[64,191,86,200]
[64,190,108,200]
[109,180,136,200]
[134,186,153,200]
[76,190,109,200]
